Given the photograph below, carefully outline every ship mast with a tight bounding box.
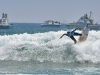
[89,11,93,19]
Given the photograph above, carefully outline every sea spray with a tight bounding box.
[0,31,100,63]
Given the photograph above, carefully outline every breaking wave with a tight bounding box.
[0,30,100,63]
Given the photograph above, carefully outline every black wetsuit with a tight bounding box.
[66,31,82,44]
[70,32,82,44]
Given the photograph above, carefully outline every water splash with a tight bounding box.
[0,30,100,63]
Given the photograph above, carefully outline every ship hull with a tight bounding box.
[66,24,100,30]
[41,24,61,27]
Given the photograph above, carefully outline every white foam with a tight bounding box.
[0,30,100,63]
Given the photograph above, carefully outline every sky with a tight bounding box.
[0,0,100,23]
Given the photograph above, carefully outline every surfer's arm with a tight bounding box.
[74,28,84,31]
[73,28,78,31]
[60,34,66,38]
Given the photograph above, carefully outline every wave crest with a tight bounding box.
[0,31,100,63]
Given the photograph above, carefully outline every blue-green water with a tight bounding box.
[0,23,67,35]
[0,23,100,75]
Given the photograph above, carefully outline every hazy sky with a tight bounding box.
[0,0,100,23]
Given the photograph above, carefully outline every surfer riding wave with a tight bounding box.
[60,24,89,44]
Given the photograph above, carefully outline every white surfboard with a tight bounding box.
[78,25,89,42]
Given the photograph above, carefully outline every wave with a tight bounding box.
[0,30,100,63]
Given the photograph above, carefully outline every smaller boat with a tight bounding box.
[41,20,61,27]
[0,13,13,29]
[65,12,100,30]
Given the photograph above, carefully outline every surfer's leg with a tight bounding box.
[70,36,77,44]
[74,32,82,36]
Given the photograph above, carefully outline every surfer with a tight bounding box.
[60,28,82,44]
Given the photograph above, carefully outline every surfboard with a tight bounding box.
[78,25,89,42]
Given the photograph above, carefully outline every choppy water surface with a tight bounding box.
[0,23,100,75]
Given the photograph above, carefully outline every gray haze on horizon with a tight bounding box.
[0,0,100,23]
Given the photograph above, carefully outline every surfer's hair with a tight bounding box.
[67,31,70,34]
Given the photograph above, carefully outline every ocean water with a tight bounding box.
[0,23,100,75]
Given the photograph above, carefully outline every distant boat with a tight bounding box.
[65,12,100,30]
[0,13,13,29]
[41,20,61,27]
